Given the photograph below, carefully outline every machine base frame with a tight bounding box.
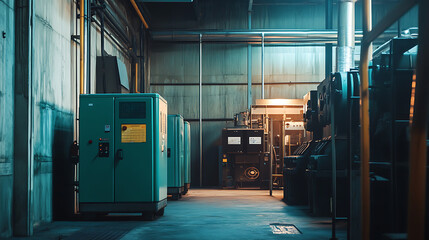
[168,186,184,195]
[79,198,167,213]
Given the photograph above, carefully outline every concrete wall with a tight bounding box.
[31,0,138,230]
[0,0,14,237]
[0,0,139,237]
[149,0,419,186]
[31,0,75,225]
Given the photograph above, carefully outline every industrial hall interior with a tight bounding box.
[1,0,429,239]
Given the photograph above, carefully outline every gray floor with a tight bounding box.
[15,189,346,240]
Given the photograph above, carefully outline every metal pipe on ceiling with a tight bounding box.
[150,30,365,43]
[337,0,356,72]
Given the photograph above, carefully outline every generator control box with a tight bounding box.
[183,121,191,193]
[79,93,168,215]
[167,115,185,199]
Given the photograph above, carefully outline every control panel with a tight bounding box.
[98,142,109,157]
[285,121,305,130]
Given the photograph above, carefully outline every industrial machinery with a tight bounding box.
[221,99,306,190]
[285,37,427,238]
[283,140,315,205]
[79,93,168,217]
[167,115,185,200]
[364,37,420,237]
[283,91,320,204]
[250,99,306,188]
[305,71,359,217]
[183,121,191,194]
[221,128,268,189]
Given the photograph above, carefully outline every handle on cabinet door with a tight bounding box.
[116,149,124,161]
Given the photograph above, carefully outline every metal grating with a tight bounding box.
[66,229,129,240]
[270,223,302,235]
[65,224,139,240]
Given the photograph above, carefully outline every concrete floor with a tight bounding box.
[14,189,346,240]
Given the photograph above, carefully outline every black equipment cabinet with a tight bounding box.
[367,37,419,236]
[283,141,315,205]
[221,129,269,189]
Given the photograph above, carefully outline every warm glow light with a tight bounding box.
[255,98,304,106]
[409,71,416,124]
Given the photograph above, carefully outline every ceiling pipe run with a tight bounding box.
[337,0,356,72]
[149,29,399,44]
[151,30,346,42]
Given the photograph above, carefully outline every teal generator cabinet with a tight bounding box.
[167,114,185,199]
[79,93,168,216]
[183,121,191,194]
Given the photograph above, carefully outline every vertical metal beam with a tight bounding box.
[135,63,139,93]
[407,1,428,239]
[139,26,145,93]
[325,0,333,79]
[86,0,91,93]
[100,9,105,57]
[337,0,356,72]
[100,9,106,93]
[199,34,203,187]
[330,77,337,240]
[247,2,252,110]
[80,0,85,94]
[359,0,372,239]
[269,119,273,196]
[261,33,265,99]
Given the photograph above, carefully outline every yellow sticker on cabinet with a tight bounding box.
[121,124,146,143]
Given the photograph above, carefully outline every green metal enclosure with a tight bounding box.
[183,121,191,193]
[79,93,168,214]
[167,115,185,199]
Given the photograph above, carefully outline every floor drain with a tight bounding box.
[270,223,302,234]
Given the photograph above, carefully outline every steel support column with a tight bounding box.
[325,0,333,79]
[80,0,85,94]
[261,33,265,99]
[86,0,91,93]
[330,77,338,240]
[407,1,428,239]
[247,0,253,110]
[359,0,372,239]
[199,34,203,187]
[269,119,273,196]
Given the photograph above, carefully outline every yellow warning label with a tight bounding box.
[121,124,146,143]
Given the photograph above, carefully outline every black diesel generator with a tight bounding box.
[221,129,270,189]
